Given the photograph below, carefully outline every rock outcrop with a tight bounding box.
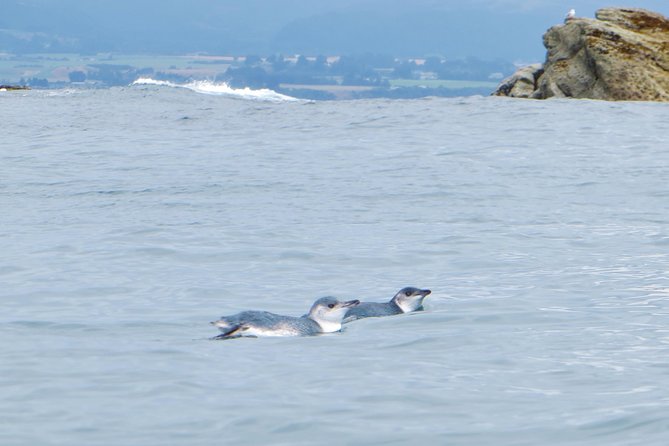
[494,7,669,101]
[0,85,30,91]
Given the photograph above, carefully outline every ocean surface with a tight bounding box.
[2,82,669,445]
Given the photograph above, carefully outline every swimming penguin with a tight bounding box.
[211,296,360,339]
[343,287,432,323]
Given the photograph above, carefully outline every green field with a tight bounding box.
[0,53,232,83]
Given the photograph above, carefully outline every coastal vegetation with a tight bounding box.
[0,52,514,99]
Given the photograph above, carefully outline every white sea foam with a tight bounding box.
[132,78,297,102]
[132,78,174,87]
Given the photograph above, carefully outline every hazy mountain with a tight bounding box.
[272,9,546,59]
[1,0,668,60]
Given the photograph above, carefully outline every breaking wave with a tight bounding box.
[131,78,297,102]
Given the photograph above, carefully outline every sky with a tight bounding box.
[1,0,668,61]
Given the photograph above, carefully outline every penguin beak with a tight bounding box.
[341,299,360,308]
[419,289,432,296]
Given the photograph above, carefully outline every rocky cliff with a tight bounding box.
[494,7,669,101]
[0,85,30,91]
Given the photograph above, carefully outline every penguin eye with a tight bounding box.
[327,303,335,309]
[405,291,411,296]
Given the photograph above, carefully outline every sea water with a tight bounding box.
[2,83,669,445]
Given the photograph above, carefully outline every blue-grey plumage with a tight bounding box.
[211,296,360,339]
[343,287,431,323]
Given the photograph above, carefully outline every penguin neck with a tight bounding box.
[392,298,421,313]
[310,317,342,333]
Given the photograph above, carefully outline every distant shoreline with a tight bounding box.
[0,52,511,99]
